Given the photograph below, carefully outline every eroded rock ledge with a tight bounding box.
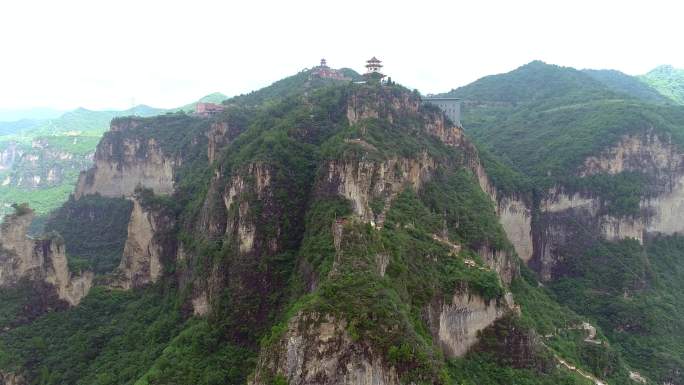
[0,208,92,306]
[533,132,684,281]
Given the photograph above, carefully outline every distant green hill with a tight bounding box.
[640,65,684,105]
[583,69,672,103]
[177,92,228,112]
[444,61,619,107]
[440,61,684,384]
[443,61,684,190]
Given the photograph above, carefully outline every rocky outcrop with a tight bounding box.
[188,161,289,319]
[75,119,175,199]
[0,142,22,171]
[478,245,518,285]
[251,313,401,385]
[580,133,680,178]
[113,198,170,289]
[532,133,684,281]
[207,119,245,164]
[473,162,534,263]
[347,87,420,127]
[0,371,25,385]
[497,197,533,262]
[426,290,513,358]
[422,110,535,265]
[0,208,92,305]
[322,152,436,226]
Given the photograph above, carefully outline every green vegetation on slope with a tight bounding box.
[0,75,652,385]
[449,61,684,218]
[640,65,684,105]
[445,61,619,106]
[0,285,186,385]
[548,236,684,384]
[583,69,671,104]
[44,195,133,274]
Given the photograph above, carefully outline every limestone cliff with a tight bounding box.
[321,152,436,227]
[473,162,534,264]
[0,208,92,305]
[426,290,514,358]
[0,371,25,385]
[532,132,684,280]
[188,162,279,316]
[74,118,175,199]
[113,197,173,289]
[251,313,401,385]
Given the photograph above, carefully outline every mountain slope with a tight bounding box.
[640,65,684,105]
[583,69,672,103]
[444,61,619,107]
[0,75,629,385]
[445,60,684,384]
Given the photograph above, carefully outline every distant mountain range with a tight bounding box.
[443,61,684,106]
[0,107,66,122]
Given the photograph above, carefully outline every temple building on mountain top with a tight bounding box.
[310,58,350,81]
[363,56,386,81]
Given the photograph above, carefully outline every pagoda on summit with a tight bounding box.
[364,56,385,81]
[310,58,350,81]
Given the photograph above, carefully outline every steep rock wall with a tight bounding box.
[426,290,513,358]
[114,198,172,289]
[473,162,534,263]
[532,133,684,281]
[322,152,436,226]
[0,371,25,385]
[496,197,534,262]
[189,162,284,318]
[251,313,401,385]
[206,119,245,164]
[0,210,92,305]
[345,88,533,268]
[74,134,175,199]
[347,88,419,126]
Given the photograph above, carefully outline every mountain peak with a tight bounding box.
[443,60,614,104]
[648,64,677,74]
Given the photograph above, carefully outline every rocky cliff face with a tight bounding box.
[113,198,173,289]
[248,86,527,384]
[473,162,534,264]
[322,152,436,227]
[188,160,289,318]
[0,143,22,171]
[207,119,246,164]
[74,131,175,199]
[0,371,25,385]
[0,208,92,305]
[252,313,401,385]
[426,290,514,358]
[531,132,684,280]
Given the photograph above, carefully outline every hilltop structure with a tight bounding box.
[310,58,350,81]
[364,56,386,82]
[195,102,225,117]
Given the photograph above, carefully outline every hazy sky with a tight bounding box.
[1,0,682,111]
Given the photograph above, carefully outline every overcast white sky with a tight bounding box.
[0,0,682,111]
